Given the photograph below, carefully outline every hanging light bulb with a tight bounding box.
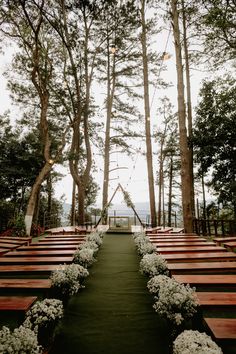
[161,52,172,60]
[110,44,118,54]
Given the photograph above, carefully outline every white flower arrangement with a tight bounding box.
[50,263,89,296]
[0,325,42,354]
[86,232,103,246]
[24,298,64,330]
[153,278,198,326]
[147,274,172,296]
[133,232,147,245]
[173,330,223,354]
[80,241,99,253]
[140,253,169,277]
[73,247,96,268]
[138,241,156,256]
[133,232,156,256]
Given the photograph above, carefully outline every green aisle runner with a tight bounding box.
[50,234,169,354]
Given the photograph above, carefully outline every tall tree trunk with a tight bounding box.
[102,34,116,224]
[167,155,173,226]
[25,162,53,235]
[140,0,157,227]
[47,173,52,218]
[158,163,162,225]
[162,173,165,226]
[71,180,76,226]
[78,180,85,225]
[171,0,193,232]
[181,0,195,218]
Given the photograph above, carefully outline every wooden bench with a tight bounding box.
[37,241,83,245]
[0,296,37,311]
[0,264,66,275]
[223,242,236,252]
[39,237,84,242]
[197,292,236,306]
[214,237,236,246]
[0,279,52,290]
[168,261,236,275]
[172,274,236,288]
[0,248,8,256]
[169,228,185,233]
[5,250,76,257]
[18,245,79,251]
[148,236,204,241]
[45,234,86,238]
[147,233,197,237]
[0,256,74,265]
[150,241,215,247]
[0,237,32,245]
[156,246,226,254]
[145,227,162,234]
[163,252,236,263]
[0,243,22,250]
[204,318,236,340]
[155,227,173,233]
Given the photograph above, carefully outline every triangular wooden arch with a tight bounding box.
[95,183,143,227]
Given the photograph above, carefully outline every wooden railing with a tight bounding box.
[193,218,236,236]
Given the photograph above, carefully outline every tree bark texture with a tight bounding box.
[140,0,157,227]
[181,0,195,218]
[171,0,193,232]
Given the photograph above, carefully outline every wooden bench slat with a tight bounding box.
[173,274,236,286]
[5,250,75,257]
[45,235,86,238]
[156,246,227,254]
[0,248,8,256]
[0,264,66,273]
[168,261,236,275]
[0,256,73,264]
[41,237,84,241]
[149,237,205,241]
[37,240,83,245]
[151,242,215,247]
[214,237,236,245]
[0,279,52,289]
[197,292,236,306]
[0,296,37,310]
[205,318,236,340]
[18,245,79,251]
[0,243,22,249]
[164,252,236,263]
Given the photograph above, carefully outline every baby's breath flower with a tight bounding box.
[173,330,223,354]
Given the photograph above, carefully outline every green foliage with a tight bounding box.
[10,213,26,237]
[193,77,236,215]
[193,0,236,67]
